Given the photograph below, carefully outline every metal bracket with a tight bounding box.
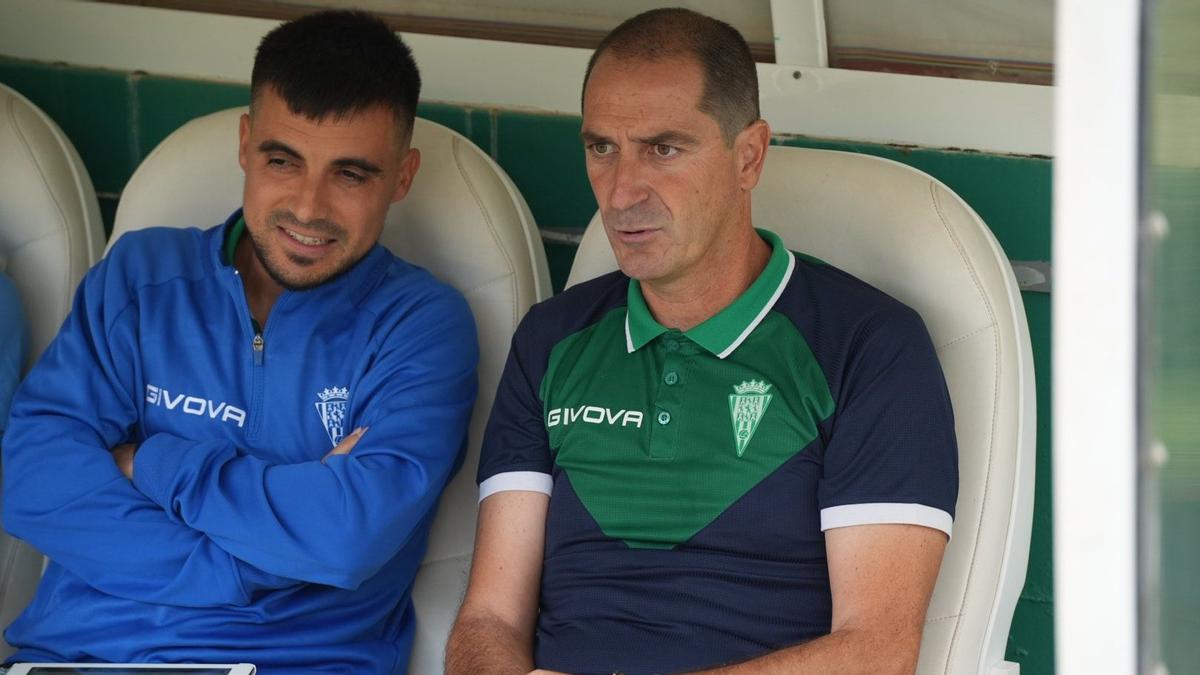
[1010,260,1052,293]
[539,228,584,246]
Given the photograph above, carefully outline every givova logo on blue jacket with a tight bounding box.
[144,383,247,428]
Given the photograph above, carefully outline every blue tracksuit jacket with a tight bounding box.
[1,211,478,673]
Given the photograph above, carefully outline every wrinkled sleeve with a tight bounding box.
[2,255,293,607]
[817,305,959,537]
[475,307,554,501]
[130,284,479,590]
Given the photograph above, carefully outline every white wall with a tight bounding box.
[0,0,1052,155]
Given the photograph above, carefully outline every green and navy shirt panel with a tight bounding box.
[770,247,958,533]
[475,271,629,499]
[477,227,804,508]
[537,462,836,672]
[540,316,836,550]
[478,228,955,540]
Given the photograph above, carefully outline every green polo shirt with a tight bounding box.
[477,228,958,673]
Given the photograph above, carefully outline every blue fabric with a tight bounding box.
[1,211,478,674]
[0,272,27,433]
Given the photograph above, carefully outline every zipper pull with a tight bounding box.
[252,333,265,365]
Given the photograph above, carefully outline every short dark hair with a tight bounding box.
[582,8,760,145]
[251,10,420,140]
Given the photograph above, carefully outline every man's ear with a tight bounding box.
[238,112,251,172]
[390,147,421,203]
[735,119,771,191]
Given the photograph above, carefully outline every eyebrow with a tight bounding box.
[332,158,383,175]
[580,130,611,145]
[257,140,384,175]
[636,131,700,147]
[258,140,301,159]
[578,130,700,147]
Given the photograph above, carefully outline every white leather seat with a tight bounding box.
[110,107,551,673]
[567,147,1036,675]
[0,83,105,371]
[0,82,105,659]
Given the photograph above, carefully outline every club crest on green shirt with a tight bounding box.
[729,380,773,457]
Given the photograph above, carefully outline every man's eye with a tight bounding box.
[653,144,678,158]
[266,157,290,168]
[340,169,366,184]
[589,142,614,156]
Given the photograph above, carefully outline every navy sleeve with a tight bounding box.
[817,305,959,536]
[475,305,554,498]
[2,254,292,607]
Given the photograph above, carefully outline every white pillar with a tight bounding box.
[1053,0,1142,672]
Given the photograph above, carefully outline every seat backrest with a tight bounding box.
[0,82,104,660]
[0,83,104,372]
[112,108,551,673]
[567,147,1035,675]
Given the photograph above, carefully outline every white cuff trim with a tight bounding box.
[479,471,553,502]
[820,503,953,538]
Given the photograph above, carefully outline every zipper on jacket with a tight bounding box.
[248,316,267,440]
[232,259,267,441]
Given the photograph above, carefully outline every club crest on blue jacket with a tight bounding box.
[315,386,350,446]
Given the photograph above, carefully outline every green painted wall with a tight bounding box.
[0,56,1055,672]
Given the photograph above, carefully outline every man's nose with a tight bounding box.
[290,172,331,224]
[605,154,649,212]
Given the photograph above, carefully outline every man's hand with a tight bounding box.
[322,426,367,462]
[111,443,137,479]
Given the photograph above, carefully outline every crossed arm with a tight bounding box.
[2,257,477,607]
[445,491,947,675]
[110,425,364,481]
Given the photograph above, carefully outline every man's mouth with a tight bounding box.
[606,206,667,240]
[282,228,333,247]
[614,227,658,240]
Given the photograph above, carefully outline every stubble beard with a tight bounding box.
[248,210,362,292]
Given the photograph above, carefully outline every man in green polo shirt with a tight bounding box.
[446,8,958,675]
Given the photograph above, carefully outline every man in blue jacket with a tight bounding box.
[1,10,478,673]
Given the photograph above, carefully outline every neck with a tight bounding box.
[234,235,284,328]
[641,226,771,332]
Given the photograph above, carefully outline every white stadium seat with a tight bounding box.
[110,107,551,673]
[0,82,104,659]
[0,83,105,372]
[567,146,1036,675]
